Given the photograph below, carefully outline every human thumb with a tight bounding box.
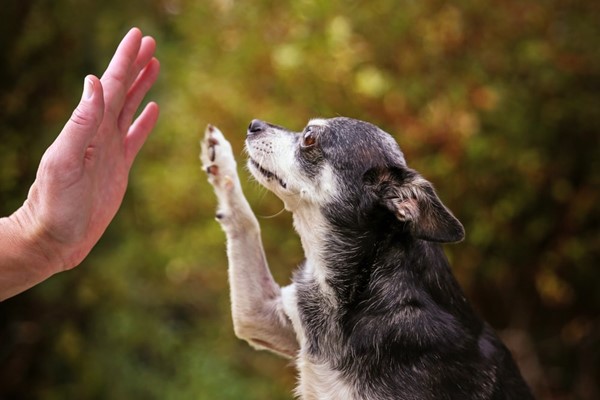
[57,75,105,155]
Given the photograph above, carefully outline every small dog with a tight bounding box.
[201,117,533,399]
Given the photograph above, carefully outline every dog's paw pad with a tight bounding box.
[206,164,219,176]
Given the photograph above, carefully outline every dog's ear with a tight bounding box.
[364,167,465,243]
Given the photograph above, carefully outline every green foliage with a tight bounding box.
[1,0,598,398]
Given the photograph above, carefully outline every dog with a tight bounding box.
[200,117,533,399]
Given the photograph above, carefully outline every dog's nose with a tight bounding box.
[248,119,268,135]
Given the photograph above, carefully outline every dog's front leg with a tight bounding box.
[200,125,299,359]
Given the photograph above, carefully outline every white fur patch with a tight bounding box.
[296,357,358,400]
[281,284,304,344]
[307,118,329,127]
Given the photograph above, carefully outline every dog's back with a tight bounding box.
[294,237,532,399]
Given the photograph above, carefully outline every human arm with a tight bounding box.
[0,27,160,301]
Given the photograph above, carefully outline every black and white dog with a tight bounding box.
[201,117,533,399]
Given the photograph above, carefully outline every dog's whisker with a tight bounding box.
[257,205,287,219]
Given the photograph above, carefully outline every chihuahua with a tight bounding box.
[200,117,533,399]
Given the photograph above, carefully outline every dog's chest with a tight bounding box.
[296,356,357,400]
[281,282,359,400]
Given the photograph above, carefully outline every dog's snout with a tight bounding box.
[248,119,268,135]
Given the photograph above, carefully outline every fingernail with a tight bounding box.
[82,77,94,100]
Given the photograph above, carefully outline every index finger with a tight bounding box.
[100,28,144,119]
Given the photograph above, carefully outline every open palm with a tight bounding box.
[19,28,160,272]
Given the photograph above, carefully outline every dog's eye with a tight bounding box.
[302,130,317,148]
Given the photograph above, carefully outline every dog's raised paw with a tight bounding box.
[200,124,238,190]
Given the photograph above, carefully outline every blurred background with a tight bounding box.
[0,0,598,398]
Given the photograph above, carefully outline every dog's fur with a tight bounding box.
[201,117,533,400]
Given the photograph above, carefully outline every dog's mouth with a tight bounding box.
[249,159,287,189]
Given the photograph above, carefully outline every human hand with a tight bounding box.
[0,28,159,299]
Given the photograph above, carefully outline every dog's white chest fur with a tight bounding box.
[296,357,357,400]
[282,284,357,400]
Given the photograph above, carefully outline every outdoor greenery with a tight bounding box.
[1,0,598,399]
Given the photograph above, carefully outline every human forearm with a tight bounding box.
[0,209,59,301]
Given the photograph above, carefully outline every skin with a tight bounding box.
[0,27,160,301]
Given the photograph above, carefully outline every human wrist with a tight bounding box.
[0,212,51,300]
[4,204,66,278]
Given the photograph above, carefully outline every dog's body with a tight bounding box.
[201,117,533,399]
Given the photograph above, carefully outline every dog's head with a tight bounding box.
[245,117,464,243]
